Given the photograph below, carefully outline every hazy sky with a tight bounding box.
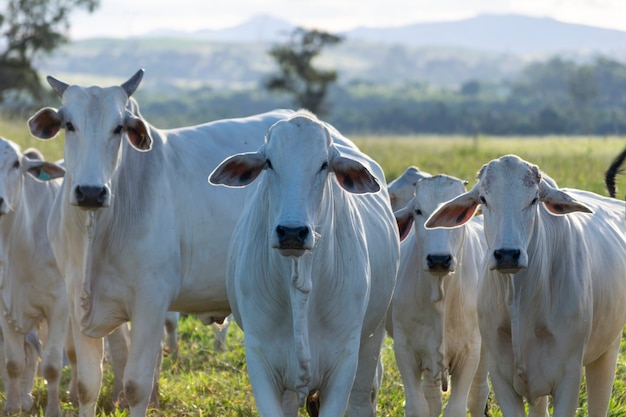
[68,0,626,39]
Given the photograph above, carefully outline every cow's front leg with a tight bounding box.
[124,304,168,417]
[0,322,36,415]
[41,305,69,417]
[69,313,104,417]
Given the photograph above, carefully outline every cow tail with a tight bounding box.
[605,146,626,198]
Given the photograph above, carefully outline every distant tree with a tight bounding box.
[0,0,100,109]
[265,27,343,116]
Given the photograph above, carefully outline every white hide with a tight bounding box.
[426,154,626,417]
[388,165,431,212]
[393,175,488,417]
[28,69,295,417]
[0,139,67,417]
[209,110,400,417]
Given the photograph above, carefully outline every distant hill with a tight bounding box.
[143,13,626,55]
[347,14,626,54]
[35,13,626,93]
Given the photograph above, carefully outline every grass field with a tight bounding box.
[1,115,626,416]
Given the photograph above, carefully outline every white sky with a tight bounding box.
[68,0,626,39]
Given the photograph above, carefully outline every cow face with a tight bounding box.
[425,155,592,274]
[209,112,380,257]
[388,166,430,212]
[395,175,467,275]
[0,139,65,216]
[27,70,151,209]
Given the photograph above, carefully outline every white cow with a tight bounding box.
[28,69,294,417]
[393,174,488,417]
[0,140,67,416]
[388,165,431,212]
[425,154,626,417]
[209,110,400,417]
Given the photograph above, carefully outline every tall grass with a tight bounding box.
[1,115,626,416]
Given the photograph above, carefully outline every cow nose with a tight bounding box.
[493,248,521,268]
[276,225,310,249]
[426,254,453,271]
[74,185,108,208]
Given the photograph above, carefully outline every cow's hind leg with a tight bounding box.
[585,334,621,417]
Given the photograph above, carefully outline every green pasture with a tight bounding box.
[1,115,626,416]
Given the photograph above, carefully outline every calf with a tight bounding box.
[393,174,488,417]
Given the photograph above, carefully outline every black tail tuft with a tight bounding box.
[605,146,626,198]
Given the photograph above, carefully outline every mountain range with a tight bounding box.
[144,13,626,55]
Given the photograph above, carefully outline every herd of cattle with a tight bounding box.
[0,68,624,417]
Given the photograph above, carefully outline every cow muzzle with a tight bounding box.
[273,224,313,257]
[491,248,527,273]
[72,184,110,208]
[426,253,455,273]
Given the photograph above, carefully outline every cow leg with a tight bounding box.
[41,308,69,417]
[552,363,584,417]
[245,346,286,417]
[65,322,78,406]
[489,370,525,417]
[69,313,104,417]
[123,307,167,417]
[584,334,621,417]
[393,339,429,417]
[423,373,442,417]
[467,345,489,417]
[106,324,130,408]
[281,389,300,417]
[212,315,231,352]
[346,323,386,417]
[164,312,179,359]
[527,396,548,417]
[0,322,34,415]
[443,346,481,417]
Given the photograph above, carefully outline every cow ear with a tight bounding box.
[125,116,152,151]
[330,154,380,194]
[394,206,414,241]
[209,152,266,187]
[540,187,593,215]
[23,159,65,181]
[425,191,480,229]
[28,108,63,140]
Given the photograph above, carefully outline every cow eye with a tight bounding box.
[414,209,423,216]
[531,197,539,206]
[266,159,273,170]
[113,125,124,135]
[66,122,75,132]
[12,160,19,169]
[320,161,328,172]
[479,196,487,205]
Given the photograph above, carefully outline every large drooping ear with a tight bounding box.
[539,178,593,215]
[121,69,145,97]
[329,147,380,194]
[125,114,152,151]
[394,205,415,241]
[209,151,266,187]
[28,107,63,140]
[425,188,480,229]
[22,157,65,181]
